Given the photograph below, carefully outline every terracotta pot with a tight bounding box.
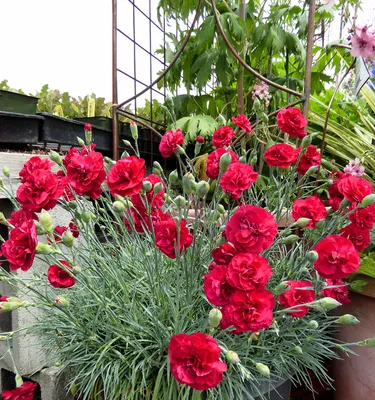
[333,278,375,400]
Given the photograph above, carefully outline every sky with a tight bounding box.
[0,0,374,106]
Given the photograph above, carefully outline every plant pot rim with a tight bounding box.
[0,111,44,120]
[38,112,110,132]
[0,89,39,100]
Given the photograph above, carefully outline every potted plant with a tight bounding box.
[0,80,38,115]
[1,107,375,400]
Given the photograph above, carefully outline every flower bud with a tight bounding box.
[281,235,299,245]
[81,211,91,222]
[217,235,227,246]
[50,150,63,166]
[294,346,303,354]
[218,114,226,127]
[361,194,375,208]
[217,204,225,214]
[250,156,257,166]
[306,251,319,262]
[153,182,164,195]
[113,201,125,214]
[68,201,78,210]
[130,121,138,140]
[122,140,132,147]
[274,281,290,295]
[308,320,319,329]
[208,308,222,328]
[219,152,232,173]
[226,351,240,365]
[174,195,187,209]
[339,198,351,209]
[72,265,82,274]
[363,337,375,347]
[304,165,319,177]
[152,168,161,177]
[36,243,55,255]
[104,157,116,166]
[253,98,261,112]
[2,167,10,177]
[169,169,178,184]
[182,173,196,195]
[34,221,44,235]
[85,128,92,144]
[153,161,163,172]
[238,156,246,163]
[0,301,28,312]
[196,181,210,198]
[121,151,130,159]
[196,135,204,144]
[142,181,152,192]
[295,218,311,227]
[176,145,185,155]
[256,363,270,377]
[55,296,70,307]
[337,314,360,325]
[301,135,312,149]
[261,113,269,124]
[77,137,85,146]
[0,177,3,186]
[62,231,74,247]
[39,210,53,232]
[15,375,23,388]
[316,297,342,311]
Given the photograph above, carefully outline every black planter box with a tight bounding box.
[0,111,42,144]
[0,90,39,114]
[74,116,113,131]
[38,113,112,152]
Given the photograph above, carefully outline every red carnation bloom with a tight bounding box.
[123,208,150,234]
[264,144,300,168]
[66,151,106,199]
[276,107,307,139]
[212,243,237,265]
[107,156,146,197]
[159,128,184,158]
[278,280,315,318]
[212,126,235,149]
[339,224,370,252]
[168,333,227,390]
[206,149,238,180]
[8,210,38,227]
[196,135,204,144]
[69,220,80,238]
[63,148,80,168]
[0,296,10,302]
[47,226,67,244]
[225,205,278,253]
[291,196,327,228]
[131,174,165,212]
[19,156,54,183]
[313,235,360,279]
[1,220,37,272]
[220,163,258,200]
[47,261,76,288]
[328,172,350,211]
[204,265,234,306]
[226,253,272,291]
[2,381,39,400]
[84,123,92,131]
[337,175,373,203]
[232,114,252,133]
[348,203,375,230]
[220,289,275,334]
[17,170,64,212]
[321,279,350,305]
[296,145,321,175]
[154,216,193,259]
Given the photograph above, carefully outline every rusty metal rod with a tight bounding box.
[210,0,303,98]
[117,109,163,139]
[112,0,119,160]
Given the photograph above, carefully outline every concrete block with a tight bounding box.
[31,366,73,400]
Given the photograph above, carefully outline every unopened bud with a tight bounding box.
[218,114,226,127]
[72,265,82,274]
[62,231,74,247]
[253,98,261,112]
[174,195,187,209]
[142,181,152,192]
[194,142,202,156]
[316,297,342,311]
[169,169,178,184]
[304,165,319,177]
[0,177,3,186]
[294,346,303,354]
[295,218,311,227]
[176,145,186,155]
[68,201,77,210]
[250,156,257,166]
[40,210,53,232]
[308,320,319,329]
[261,113,269,124]
[182,173,196,195]
[2,167,10,177]
[281,235,299,245]
[196,181,210,198]
[50,150,62,166]
[36,243,54,255]
[122,140,132,147]
[256,363,270,377]
[219,153,232,173]
[55,296,70,307]
[226,351,240,364]
[152,168,161,176]
[153,182,164,194]
[34,221,44,235]
[361,194,375,208]
[217,204,225,214]
[121,151,130,159]
[238,156,246,163]
[130,121,138,140]
[77,137,85,146]
[306,251,319,262]
[274,281,290,295]
[153,161,163,172]
[340,198,351,209]
[81,211,91,223]
[337,314,360,325]
[301,135,312,149]
[362,337,375,347]
[113,201,125,214]
[208,308,222,328]
[104,157,116,166]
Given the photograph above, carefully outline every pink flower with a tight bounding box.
[351,26,375,58]
[344,158,365,177]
